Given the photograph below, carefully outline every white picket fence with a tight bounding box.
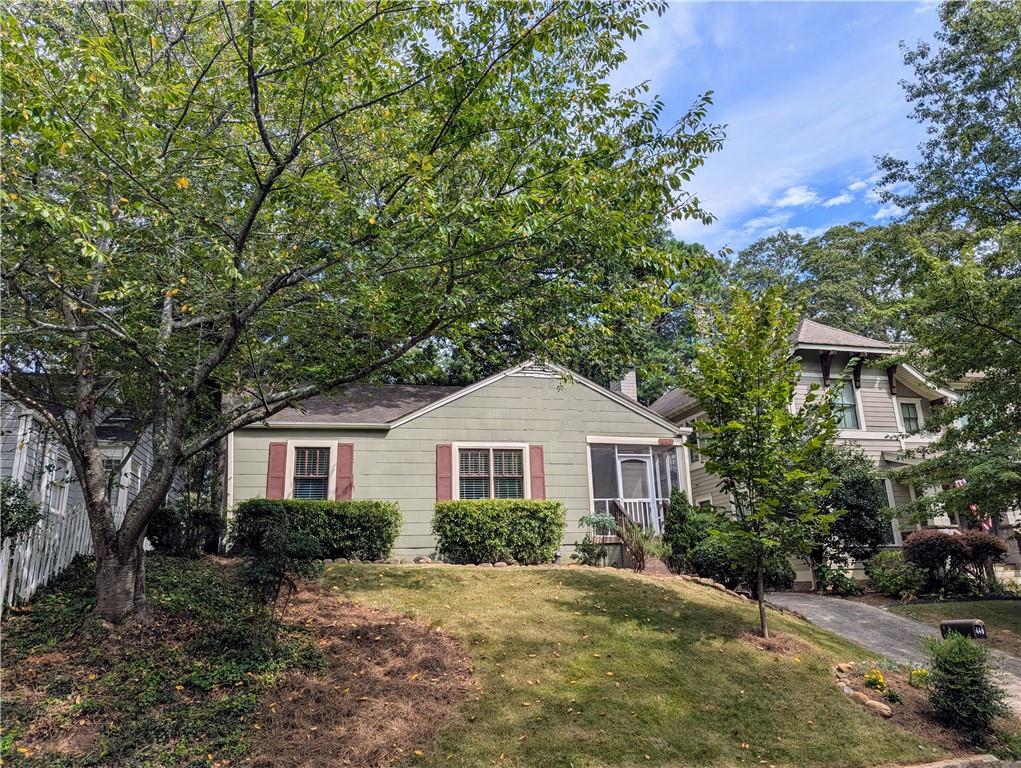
[0,504,113,615]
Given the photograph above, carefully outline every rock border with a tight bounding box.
[833,662,892,717]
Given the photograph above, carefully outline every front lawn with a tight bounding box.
[890,600,1021,657]
[322,564,942,767]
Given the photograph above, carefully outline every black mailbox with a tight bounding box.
[940,619,987,640]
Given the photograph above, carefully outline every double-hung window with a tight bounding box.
[899,401,921,433]
[458,448,524,499]
[835,380,860,430]
[293,447,330,499]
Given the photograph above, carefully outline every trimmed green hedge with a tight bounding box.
[232,499,402,561]
[433,500,566,565]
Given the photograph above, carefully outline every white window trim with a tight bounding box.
[284,440,338,501]
[883,479,903,546]
[11,414,34,483]
[43,445,71,515]
[451,442,531,501]
[584,436,686,445]
[894,396,925,434]
[695,495,713,510]
[834,378,867,434]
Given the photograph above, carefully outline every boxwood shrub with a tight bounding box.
[232,499,402,561]
[433,500,566,565]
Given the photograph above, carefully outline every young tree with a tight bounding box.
[679,289,838,637]
[0,1,724,622]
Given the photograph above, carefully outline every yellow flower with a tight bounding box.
[175,177,190,190]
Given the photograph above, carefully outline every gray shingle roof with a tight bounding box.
[648,388,697,419]
[260,384,462,425]
[650,319,893,420]
[791,318,892,352]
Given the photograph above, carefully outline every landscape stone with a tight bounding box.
[494,562,508,568]
[864,700,892,717]
[414,556,432,564]
[850,691,870,705]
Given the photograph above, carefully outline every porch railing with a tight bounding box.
[593,497,669,534]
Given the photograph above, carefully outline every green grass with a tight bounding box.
[322,564,943,768]
[1,555,323,767]
[890,600,1021,657]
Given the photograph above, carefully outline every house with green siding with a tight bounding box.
[225,362,691,558]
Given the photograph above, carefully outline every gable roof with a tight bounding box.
[651,319,903,420]
[248,362,683,434]
[258,384,462,426]
[792,318,893,352]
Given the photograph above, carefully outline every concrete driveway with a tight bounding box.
[769,591,1021,717]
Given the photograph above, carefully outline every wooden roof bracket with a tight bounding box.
[886,364,898,395]
[819,350,833,386]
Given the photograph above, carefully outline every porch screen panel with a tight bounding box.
[589,445,618,499]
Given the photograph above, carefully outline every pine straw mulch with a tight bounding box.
[246,584,474,768]
[740,630,810,657]
[2,567,472,768]
[843,666,1020,758]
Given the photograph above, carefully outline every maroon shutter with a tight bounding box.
[266,442,287,499]
[436,444,453,500]
[336,443,354,500]
[529,445,546,499]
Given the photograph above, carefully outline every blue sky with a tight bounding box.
[610,1,941,254]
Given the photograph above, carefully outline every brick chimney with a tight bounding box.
[610,369,638,402]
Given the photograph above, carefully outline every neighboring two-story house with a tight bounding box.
[0,398,170,608]
[650,319,1020,586]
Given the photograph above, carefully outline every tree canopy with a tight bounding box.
[0,0,723,620]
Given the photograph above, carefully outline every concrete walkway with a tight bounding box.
[768,592,1021,717]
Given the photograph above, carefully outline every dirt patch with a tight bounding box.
[740,631,809,657]
[246,585,473,768]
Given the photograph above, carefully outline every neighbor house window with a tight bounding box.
[835,380,860,430]
[687,431,701,464]
[899,401,921,433]
[293,447,330,499]
[459,448,524,499]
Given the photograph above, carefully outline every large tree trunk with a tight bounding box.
[95,535,148,623]
[756,558,769,638]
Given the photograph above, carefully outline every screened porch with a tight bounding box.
[588,442,683,534]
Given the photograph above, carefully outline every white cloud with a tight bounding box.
[822,192,854,207]
[607,4,701,94]
[865,186,883,203]
[872,203,904,220]
[847,180,868,191]
[741,212,792,235]
[773,185,820,208]
[789,224,831,239]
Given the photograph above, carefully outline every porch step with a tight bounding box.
[643,557,673,577]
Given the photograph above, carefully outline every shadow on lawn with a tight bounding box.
[321,564,930,768]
